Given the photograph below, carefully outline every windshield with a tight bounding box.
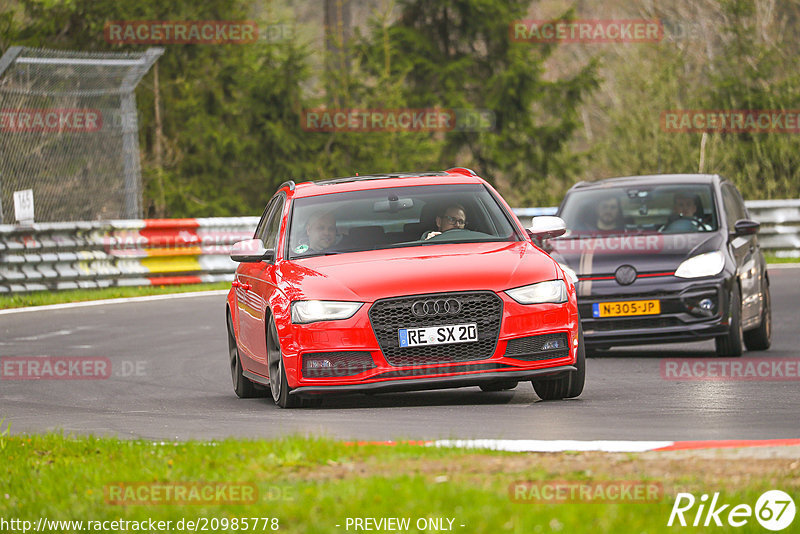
[287,184,520,258]
[558,184,719,237]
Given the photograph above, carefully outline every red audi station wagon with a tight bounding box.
[225,168,583,407]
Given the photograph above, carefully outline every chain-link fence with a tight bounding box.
[0,47,162,223]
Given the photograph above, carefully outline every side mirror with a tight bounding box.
[230,239,274,263]
[527,216,567,240]
[732,219,760,237]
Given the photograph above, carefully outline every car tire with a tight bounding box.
[532,324,585,400]
[227,312,265,399]
[715,284,744,357]
[266,315,303,408]
[744,279,771,351]
[479,381,518,392]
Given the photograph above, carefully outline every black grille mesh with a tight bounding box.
[504,333,569,361]
[302,351,375,378]
[369,291,503,366]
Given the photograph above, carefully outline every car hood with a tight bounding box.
[545,232,724,276]
[278,241,557,302]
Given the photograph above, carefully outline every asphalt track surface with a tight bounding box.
[2,266,799,441]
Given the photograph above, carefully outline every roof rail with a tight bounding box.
[277,180,296,191]
[445,167,478,177]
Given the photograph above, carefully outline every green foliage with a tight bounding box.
[351,1,599,206]
[591,0,800,200]
[4,0,799,217]
[4,0,315,217]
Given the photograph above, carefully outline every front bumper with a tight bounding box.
[267,291,580,395]
[291,365,577,395]
[578,276,730,347]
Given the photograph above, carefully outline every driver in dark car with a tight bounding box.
[661,192,710,231]
[422,204,467,240]
[672,192,700,218]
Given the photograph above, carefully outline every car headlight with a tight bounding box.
[674,251,725,278]
[291,300,363,324]
[558,263,578,284]
[506,280,567,304]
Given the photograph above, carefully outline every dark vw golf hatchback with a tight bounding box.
[544,174,771,356]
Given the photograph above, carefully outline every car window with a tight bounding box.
[253,198,274,240]
[721,184,746,231]
[258,194,285,250]
[558,184,718,235]
[287,184,520,258]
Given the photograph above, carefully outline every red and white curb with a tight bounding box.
[348,438,800,453]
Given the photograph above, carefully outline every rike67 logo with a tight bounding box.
[668,490,795,531]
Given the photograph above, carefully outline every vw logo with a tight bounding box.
[615,265,637,286]
[411,298,462,317]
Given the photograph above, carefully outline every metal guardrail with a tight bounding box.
[1,201,798,294]
[0,218,257,294]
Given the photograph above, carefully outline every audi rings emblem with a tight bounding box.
[411,298,462,317]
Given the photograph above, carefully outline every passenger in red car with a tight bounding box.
[423,204,467,240]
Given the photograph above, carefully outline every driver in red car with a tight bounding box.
[422,204,467,240]
[294,211,338,254]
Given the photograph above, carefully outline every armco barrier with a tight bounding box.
[0,201,797,294]
[0,217,258,294]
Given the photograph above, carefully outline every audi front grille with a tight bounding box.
[368,291,503,366]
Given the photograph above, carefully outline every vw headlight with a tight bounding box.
[674,251,725,279]
[506,280,567,304]
[291,300,363,324]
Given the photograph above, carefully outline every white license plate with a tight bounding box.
[398,323,478,348]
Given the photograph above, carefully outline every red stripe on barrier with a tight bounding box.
[148,276,203,286]
[654,438,800,451]
[143,218,200,229]
[139,228,201,247]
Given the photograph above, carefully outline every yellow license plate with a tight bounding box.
[592,300,660,318]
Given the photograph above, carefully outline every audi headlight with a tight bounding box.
[558,263,578,284]
[291,300,363,324]
[506,280,567,304]
[674,251,725,279]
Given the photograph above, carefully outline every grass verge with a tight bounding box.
[0,282,230,310]
[1,433,797,533]
[765,253,800,264]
